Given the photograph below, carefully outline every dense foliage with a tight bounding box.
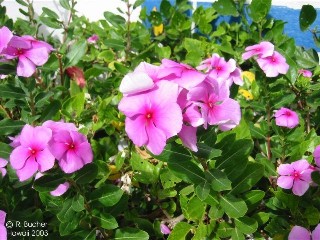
[0,0,320,239]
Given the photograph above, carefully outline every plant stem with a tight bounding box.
[0,104,13,119]
[57,53,65,86]
[125,1,132,61]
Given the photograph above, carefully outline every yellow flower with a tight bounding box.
[239,88,254,100]
[242,71,255,83]
[108,165,121,180]
[152,7,163,36]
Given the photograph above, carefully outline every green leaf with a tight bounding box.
[42,7,59,19]
[40,100,61,121]
[0,63,16,75]
[33,175,65,192]
[59,213,79,236]
[65,39,87,67]
[16,0,28,7]
[248,0,271,22]
[0,119,25,136]
[74,163,98,184]
[59,0,70,10]
[305,205,320,225]
[299,5,317,31]
[274,190,300,210]
[272,93,296,110]
[206,169,232,191]
[153,142,192,162]
[231,228,245,240]
[242,190,265,208]
[0,84,25,99]
[183,195,206,221]
[0,142,11,159]
[195,181,211,201]
[235,217,258,234]
[220,194,248,218]
[168,156,205,185]
[160,168,182,189]
[131,152,160,184]
[114,62,130,75]
[103,39,125,51]
[312,171,320,185]
[230,162,264,194]
[98,50,115,62]
[295,47,319,69]
[167,222,192,240]
[92,212,118,230]
[57,198,75,222]
[114,227,149,240]
[72,195,85,212]
[212,0,238,16]
[62,92,85,118]
[216,222,233,238]
[104,11,126,28]
[252,212,270,226]
[38,16,61,29]
[90,184,123,207]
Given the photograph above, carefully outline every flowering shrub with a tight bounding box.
[0,0,320,239]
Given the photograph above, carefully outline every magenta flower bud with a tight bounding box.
[160,224,171,235]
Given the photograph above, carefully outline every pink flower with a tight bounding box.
[87,34,99,44]
[274,107,299,129]
[299,69,312,78]
[256,51,289,77]
[0,158,8,177]
[42,120,77,134]
[49,130,93,173]
[8,135,21,148]
[313,145,320,167]
[242,41,274,60]
[50,182,70,196]
[21,35,54,53]
[188,81,241,130]
[10,125,55,181]
[0,210,7,240]
[288,224,320,240]
[157,59,206,90]
[2,36,52,77]
[0,26,13,54]
[277,159,313,196]
[118,80,183,155]
[160,223,171,235]
[119,71,155,95]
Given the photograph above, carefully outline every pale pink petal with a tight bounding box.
[277,176,294,189]
[50,182,70,196]
[16,157,38,181]
[118,95,148,118]
[24,47,49,66]
[160,224,171,235]
[277,163,294,175]
[10,146,30,170]
[17,55,36,77]
[242,41,274,60]
[36,148,55,172]
[135,61,160,82]
[291,159,310,172]
[0,26,13,53]
[0,210,6,225]
[150,80,180,105]
[8,36,31,49]
[19,124,34,147]
[311,224,320,240]
[0,225,6,240]
[145,122,166,155]
[178,125,198,152]
[292,179,310,196]
[174,69,206,89]
[314,145,320,167]
[31,126,52,149]
[152,103,182,138]
[119,72,155,95]
[75,141,93,164]
[184,104,204,127]
[300,169,313,183]
[0,158,7,168]
[288,226,311,240]
[125,116,148,147]
[59,150,81,173]
[299,69,312,78]
[0,169,6,177]
[49,142,69,160]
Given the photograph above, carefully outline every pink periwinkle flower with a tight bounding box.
[42,120,77,134]
[49,130,93,174]
[299,69,312,78]
[87,34,99,44]
[256,50,289,77]
[2,35,52,77]
[10,125,55,181]
[188,81,241,131]
[314,145,320,167]
[0,158,8,177]
[8,135,21,148]
[274,107,299,129]
[21,35,54,53]
[118,80,183,155]
[277,159,313,196]
[157,59,206,90]
[119,70,155,95]
[177,89,204,152]
[242,41,274,60]
[0,26,12,54]
[288,224,320,240]
[50,182,70,196]
[0,210,7,240]
[160,223,171,235]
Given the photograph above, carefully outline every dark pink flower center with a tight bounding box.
[292,171,301,180]
[17,48,25,55]
[69,144,75,149]
[208,102,214,108]
[30,149,36,155]
[146,112,153,119]
[271,57,276,62]
[285,111,292,117]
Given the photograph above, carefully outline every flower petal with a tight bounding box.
[75,141,93,165]
[288,226,311,240]
[277,163,294,175]
[10,146,30,170]
[17,55,36,77]
[24,47,49,66]
[292,179,310,196]
[178,125,198,152]
[145,122,166,155]
[277,176,294,189]
[312,224,320,240]
[36,148,55,172]
[125,115,148,147]
[59,150,81,173]
[50,182,70,196]
[16,157,38,181]
[291,159,310,172]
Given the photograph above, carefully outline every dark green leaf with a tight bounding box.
[167,222,192,240]
[39,16,61,29]
[72,195,85,212]
[299,5,317,31]
[248,0,271,22]
[74,163,98,184]
[40,100,61,121]
[213,0,239,16]
[103,39,125,50]
[235,217,258,234]
[0,84,25,99]
[90,184,123,207]
[220,194,248,218]
[33,175,65,192]
[92,212,118,230]
[0,142,11,159]
[114,227,149,240]
[0,119,25,136]
[195,181,211,200]
[312,171,320,185]
[152,142,192,162]
[0,63,16,75]
[65,39,88,67]
[206,169,232,191]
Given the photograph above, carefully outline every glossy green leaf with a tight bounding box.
[33,175,65,192]
[213,0,238,16]
[299,5,317,31]
[195,180,211,200]
[39,16,61,29]
[71,195,85,212]
[0,84,25,99]
[42,7,59,19]
[74,163,98,184]
[167,222,192,240]
[0,142,11,159]
[206,168,232,191]
[231,228,245,240]
[249,0,271,22]
[40,100,61,121]
[92,212,118,230]
[216,222,233,238]
[90,184,123,207]
[235,217,258,234]
[59,0,70,10]
[220,194,248,218]
[62,92,85,117]
[114,227,149,240]
[131,152,160,184]
[65,39,88,67]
